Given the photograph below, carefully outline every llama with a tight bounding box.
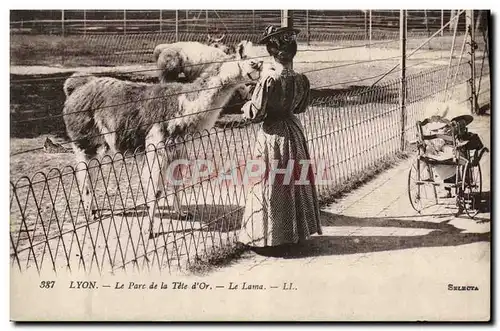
[153,39,256,83]
[152,41,229,83]
[153,39,258,113]
[62,56,264,238]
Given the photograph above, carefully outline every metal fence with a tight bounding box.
[10,9,490,68]
[11,10,477,36]
[9,10,491,275]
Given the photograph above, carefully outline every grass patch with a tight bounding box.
[187,241,250,276]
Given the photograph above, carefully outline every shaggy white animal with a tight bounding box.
[153,41,230,83]
[153,39,258,83]
[62,56,264,238]
[153,39,259,113]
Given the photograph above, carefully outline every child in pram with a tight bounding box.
[423,111,484,198]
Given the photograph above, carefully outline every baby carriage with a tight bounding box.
[407,113,489,218]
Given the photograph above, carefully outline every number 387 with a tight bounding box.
[39,281,55,289]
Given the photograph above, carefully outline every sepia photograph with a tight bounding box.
[8,6,492,322]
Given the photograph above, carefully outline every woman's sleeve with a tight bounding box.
[294,74,311,114]
[242,75,275,121]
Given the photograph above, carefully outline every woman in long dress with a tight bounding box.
[237,25,322,251]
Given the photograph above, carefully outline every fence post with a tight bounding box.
[449,10,454,32]
[281,10,294,69]
[474,10,483,38]
[441,9,444,36]
[205,10,208,33]
[252,10,256,34]
[160,10,162,33]
[400,9,407,151]
[466,10,478,114]
[61,10,65,36]
[369,10,372,59]
[123,10,126,35]
[364,10,367,40]
[175,10,179,41]
[83,10,86,35]
[369,10,372,45]
[306,10,310,45]
[424,10,431,49]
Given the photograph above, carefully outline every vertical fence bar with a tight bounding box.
[424,10,431,49]
[306,10,310,45]
[400,9,407,151]
[369,10,372,45]
[449,10,454,32]
[61,10,65,36]
[369,10,372,59]
[123,10,126,35]
[160,10,163,33]
[474,10,483,40]
[441,9,444,36]
[175,10,179,41]
[252,10,255,34]
[83,10,87,35]
[205,10,208,33]
[364,10,368,40]
[466,10,478,114]
[281,10,293,69]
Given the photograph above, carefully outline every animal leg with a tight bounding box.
[142,125,167,238]
[170,145,194,220]
[73,146,99,221]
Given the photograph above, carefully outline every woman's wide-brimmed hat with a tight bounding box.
[258,25,301,44]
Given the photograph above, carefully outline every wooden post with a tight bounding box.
[175,10,179,41]
[306,10,310,45]
[364,10,368,40]
[61,10,65,36]
[160,10,163,33]
[252,10,255,34]
[440,9,444,36]
[281,10,294,69]
[281,9,293,27]
[83,10,86,35]
[466,10,478,114]
[369,10,372,46]
[449,9,455,32]
[400,9,407,151]
[205,10,208,33]
[474,10,483,37]
[424,10,431,49]
[123,10,126,35]
[186,10,189,33]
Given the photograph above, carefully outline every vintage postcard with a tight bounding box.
[9,8,491,321]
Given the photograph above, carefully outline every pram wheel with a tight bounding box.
[460,161,482,218]
[408,157,438,213]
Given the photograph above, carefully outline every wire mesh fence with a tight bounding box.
[10,9,490,67]
[9,10,491,275]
